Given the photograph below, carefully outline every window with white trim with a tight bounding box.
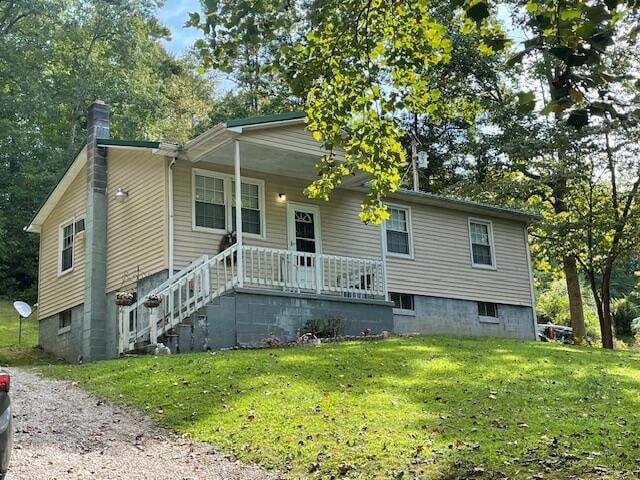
[194,174,226,230]
[192,170,265,237]
[390,292,415,312]
[232,181,261,235]
[469,220,494,267]
[59,220,74,273]
[385,206,411,256]
[477,301,498,318]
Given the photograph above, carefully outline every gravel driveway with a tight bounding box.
[7,369,273,480]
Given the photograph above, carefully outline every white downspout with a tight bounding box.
[168,157,176,276]
[524,223,538,339]
[234,140,244,287]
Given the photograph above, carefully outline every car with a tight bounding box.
[0,370,11,480]
[536,323,574,343]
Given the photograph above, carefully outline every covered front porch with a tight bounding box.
[119,116,392,353]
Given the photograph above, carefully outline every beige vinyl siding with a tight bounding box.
[38,167,87,319]
[386,206,532,306]
[240,124,346,161]
[105,149,168,292]
[173,160,533,307]
[173,160,378,267]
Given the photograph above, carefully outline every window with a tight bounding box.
[477,302,498,318]
[58,309,72,333]
[469,219,495,268]
[390,292,415,312]
[59,220,74,274]
[74,218,85,234]
[192,170,265,237]
[232,182,261,235]
[385,206,412,256]
[194,174,226,230]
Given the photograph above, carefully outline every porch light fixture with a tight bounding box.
[115,187,129,203]
[278,193,286,202]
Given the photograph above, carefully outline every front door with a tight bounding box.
[287,203,321,290]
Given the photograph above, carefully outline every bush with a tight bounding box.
[611,297,639,337]
[302,315,345,338]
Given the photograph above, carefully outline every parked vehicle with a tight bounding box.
[0,370,11,480]
[536,323,574,343]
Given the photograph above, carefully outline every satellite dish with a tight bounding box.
[13,301,32,318]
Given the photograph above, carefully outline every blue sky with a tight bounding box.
[157,0,203,56]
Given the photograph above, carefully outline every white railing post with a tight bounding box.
[149,308,159,345]
[234,140,244,287]
[123,308,130,352]
[315,254,322,294]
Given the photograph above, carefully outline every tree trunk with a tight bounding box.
[600,273,614,349]
[562,255,587,343]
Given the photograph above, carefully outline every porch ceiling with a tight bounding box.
[187,138,369,187]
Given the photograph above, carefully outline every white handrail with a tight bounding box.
[118,244,387,354]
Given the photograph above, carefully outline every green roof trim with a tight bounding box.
[226,111,305,128]
[96,138,161,149]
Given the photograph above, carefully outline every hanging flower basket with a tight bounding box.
[115,291,136,307]
[143,294,162,309]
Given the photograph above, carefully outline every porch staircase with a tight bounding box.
[118,244,387,355]
[118,244,241,354]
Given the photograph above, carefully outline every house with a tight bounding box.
[26,101,538,362]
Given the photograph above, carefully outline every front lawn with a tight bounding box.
[42,336,640,479]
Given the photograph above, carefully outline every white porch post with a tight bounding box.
[149,308,158,345]
[234,140,244,287]
[379,199,389,301]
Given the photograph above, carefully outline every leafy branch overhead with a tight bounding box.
[283,0,638,222]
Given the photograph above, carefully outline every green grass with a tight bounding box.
[0,299,51,366]
[42,336,640,479]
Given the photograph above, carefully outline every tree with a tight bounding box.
[286,0,638,348]
[562,123,640,348]
[188,0,303,117]
[0,0,217,300]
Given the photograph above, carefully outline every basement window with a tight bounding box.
[58,309,72,334]
[58,220,75,275]
[478,302,499,323]
[390,292,415,315]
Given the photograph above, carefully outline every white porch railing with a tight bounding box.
[118,244,387,354]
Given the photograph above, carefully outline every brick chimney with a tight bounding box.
[82,100,110,361]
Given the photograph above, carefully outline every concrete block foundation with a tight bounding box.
[393,295,536,340]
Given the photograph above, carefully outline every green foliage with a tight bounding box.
[611,297,640,337]
[302,315,345,338]
[536,279,600,340]
[189,0,302,116]
[506,0,639,127]
[287,0,505,222]
[42,336,640,478]
[0,1,216,298]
